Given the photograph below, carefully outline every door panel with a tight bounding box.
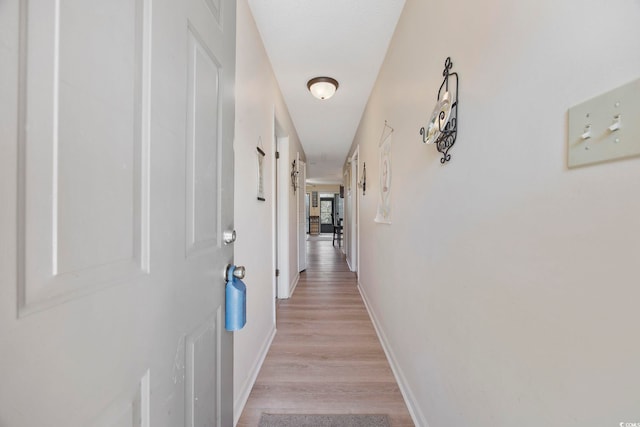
[186,312,221,427]
[18,0,150,316]
[0,0,236,426]
[90,371,150,427]
[186,26,221,255]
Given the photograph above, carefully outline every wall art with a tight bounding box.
[375,121,394,224]
[256,143,265,201]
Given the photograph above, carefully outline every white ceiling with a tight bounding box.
[247,0,406,184]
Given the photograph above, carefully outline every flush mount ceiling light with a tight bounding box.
[307,77,339,100]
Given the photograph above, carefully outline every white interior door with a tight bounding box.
[0,0,236,426]
[298,159,307,272]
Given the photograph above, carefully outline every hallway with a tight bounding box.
[237,239,414,426]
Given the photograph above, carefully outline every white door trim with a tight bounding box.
[297,157,307,272]
[275,125,291,298]
[349,146,360,274]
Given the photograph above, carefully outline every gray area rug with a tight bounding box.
[258,414,390,427]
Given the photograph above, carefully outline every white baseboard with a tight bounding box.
[277,272,300,300]
[346,257,354,272]
[288,272,300,298]
[357,282,429,427]
[233,325,277,426]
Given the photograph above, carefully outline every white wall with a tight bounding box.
[348,0,640,426]
[233,0,305,422]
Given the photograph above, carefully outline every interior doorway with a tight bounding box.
[349,148,359,273]
[319,197,334,233]
[274,120,291,300]
[297,157,307,273]
[305,193,310,233]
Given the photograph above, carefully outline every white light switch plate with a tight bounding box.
[568,78,640,168]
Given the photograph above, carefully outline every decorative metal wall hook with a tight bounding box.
[291,159,299,193]
[420,56,459,164]
[381,120,395,142]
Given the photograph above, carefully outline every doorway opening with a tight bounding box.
[319,197,334,234]
[273,119,290,302]
[347,148,359,274]
[305,193,310,234]
[297,156,307,273]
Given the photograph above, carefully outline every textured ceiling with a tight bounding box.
[247,0,406,184]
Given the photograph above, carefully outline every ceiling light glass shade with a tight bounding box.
[307,77,339,100]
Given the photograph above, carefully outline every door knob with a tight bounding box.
[223,230,236,245]
[225,264,245,281]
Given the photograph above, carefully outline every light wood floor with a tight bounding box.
[237,238,414,426]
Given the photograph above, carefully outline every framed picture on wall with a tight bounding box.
[312,191,318,207]
[257,146,265,201]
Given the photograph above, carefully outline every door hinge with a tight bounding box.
[276,151,280,159]
[275,269,280,277]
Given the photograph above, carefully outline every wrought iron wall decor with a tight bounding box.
[256,145,266,201]
[420,57,459,163]
[357,162,367,195]
[291,159,299,193]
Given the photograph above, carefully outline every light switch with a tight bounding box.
[568,78,640,168]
